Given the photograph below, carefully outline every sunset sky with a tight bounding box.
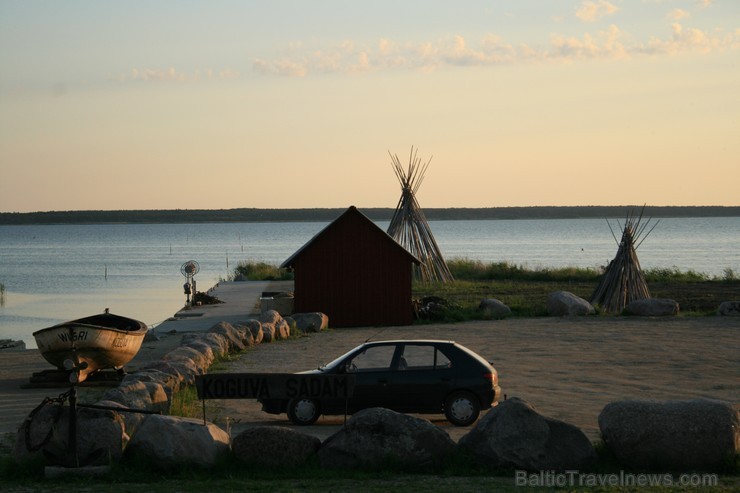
[1,1,738,212]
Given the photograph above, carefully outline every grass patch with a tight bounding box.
[229,261,294,281]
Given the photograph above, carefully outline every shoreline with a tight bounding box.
[3,205,740,225]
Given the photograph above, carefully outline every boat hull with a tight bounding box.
[33,312,148,382]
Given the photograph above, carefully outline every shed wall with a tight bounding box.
[292,211,414,327]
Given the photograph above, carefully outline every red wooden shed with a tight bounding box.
[280,206,420,327]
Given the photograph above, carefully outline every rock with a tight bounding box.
[718,301,740,316]
[164,346,213,374]
[625,298,679,316]
[208,321,246,352]
[546,291,595,316]
[182,339,217,364]
[122,368,180,401]
[14,402,127,466]
[137,361,186,390]
[143,330,160,342]
[125,415,230,470]
[599,399,740,470]
[102,381,154,412]
[275,318,291,340]
[249,322,264,344]
[261,323,275,342]
[160,357,201,386]
[260,309,282,325]
[290,312,329,333]
[185,332,230,358]
[479,299,512,319]
[93,399,147,437]
[318,408,455,470]
[459,397,597,471]
[232,426,320,468]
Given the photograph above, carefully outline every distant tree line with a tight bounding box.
[0,206,738,225]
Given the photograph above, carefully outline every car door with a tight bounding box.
[386,343,456,412]
[344,344,400,412]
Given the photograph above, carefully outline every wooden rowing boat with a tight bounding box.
[32,310,148,383]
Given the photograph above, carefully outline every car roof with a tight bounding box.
[361,339,455,346]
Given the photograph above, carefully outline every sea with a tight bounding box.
[1,217,738,348]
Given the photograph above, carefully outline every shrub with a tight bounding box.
[231,261,293,281]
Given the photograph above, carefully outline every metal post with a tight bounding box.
[68,385,78,468]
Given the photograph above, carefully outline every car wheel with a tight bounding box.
[444,391,480,426]
[287,398,321,425]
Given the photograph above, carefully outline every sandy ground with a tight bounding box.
[2,309,738,447]
[213,316,739,443]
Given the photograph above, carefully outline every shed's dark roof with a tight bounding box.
[280,205,420,268]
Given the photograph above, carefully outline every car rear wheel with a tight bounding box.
[444,391,480,426]
[287,398,321,425]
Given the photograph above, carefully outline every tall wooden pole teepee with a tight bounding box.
[590,205,658,313]
[387,147,454,283]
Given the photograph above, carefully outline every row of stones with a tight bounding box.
[13,310,328,466]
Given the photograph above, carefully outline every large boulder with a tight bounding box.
[182,332,230,358]
[141,360,187,390]
[208,321,246,352]
[479,299,512,319]
[290,313,329,333]
[102,381,154,412]
[599,399,740,470]
[275,318,291,340]
[625,298,679,316]
[318,408,455,470]
[122,368,180,403]
[124,415,230,469]
[260,309,282,325]
[546,291,595,316]
[164,346,213,374]
[232,426,320,468]
[14,403,127,466]
[246,320,264,344]
[261,323,276,342]
[459,397,596,471]
[718,301,740,316]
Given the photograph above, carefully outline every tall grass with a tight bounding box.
[230,261,294,281]
[447,258,603,282]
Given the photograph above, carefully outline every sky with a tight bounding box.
[0,1,738,212]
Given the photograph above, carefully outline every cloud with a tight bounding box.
[668,9,690,21]
[131,67,188,82]
[643,22,738,54]
[549,24,628,60]
[576,1,619,22]
[120,67,238,83]
[254,17,740,77]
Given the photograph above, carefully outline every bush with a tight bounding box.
[231,261,293,281]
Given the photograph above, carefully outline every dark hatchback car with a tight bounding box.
[260,339,501,426]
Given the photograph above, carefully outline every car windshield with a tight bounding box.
[317,346,362,371]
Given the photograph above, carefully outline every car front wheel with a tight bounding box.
[287,398,321,425]
[444,391,480,426]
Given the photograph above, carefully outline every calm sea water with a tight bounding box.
[1,217,738,348]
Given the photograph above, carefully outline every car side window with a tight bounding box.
[402,345,451,370]
[347,345,396,372]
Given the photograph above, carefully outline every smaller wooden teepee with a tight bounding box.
[387,147,454,283]
[590,206,658,313]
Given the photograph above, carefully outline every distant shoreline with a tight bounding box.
[1,205,739,225]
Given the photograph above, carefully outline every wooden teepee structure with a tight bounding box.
[590,205,658,313]
[387,147,454,283]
